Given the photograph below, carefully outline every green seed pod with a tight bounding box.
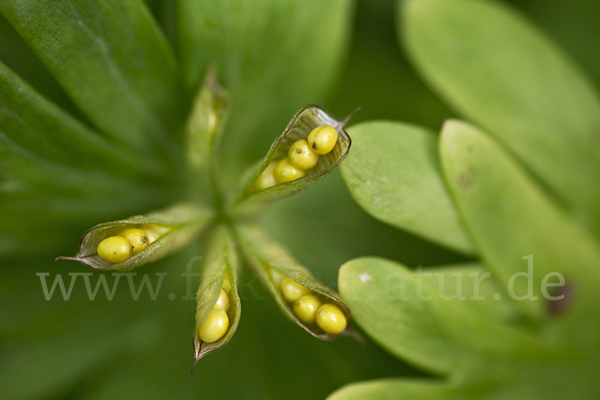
[235,105,356,212]
[193,226,241,367]
[57,203,212,271]
[236,224,360,341]
[185,65,228,177]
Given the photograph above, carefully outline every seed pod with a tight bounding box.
[233,105,356,212]
[192,226,241,367]
[236,224,360,341]
[57,203,212,271]
[185,65,228,177]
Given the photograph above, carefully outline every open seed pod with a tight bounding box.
[192,226,241,366]
[232,104,355,213]
[235,224,360,341]
[57,203,212,271]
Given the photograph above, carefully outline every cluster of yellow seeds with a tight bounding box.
[274,271,347,334]
[97,225,166,263]
[254,125,338,190]
[198,280,232,343]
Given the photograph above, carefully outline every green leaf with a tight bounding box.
[338,257,536,376]
[440,120,600,329]
[0,61,138,171]
[236,224,357,341]
[193,225,241,362]
[0,0,181,159]
[0,299,148,400]
[178,0,354,178]
[402,0,600,230]
[0,13,79,115]
[0,149,171,258]
[57,203,213,271]
[418,264,512,324]
[328,379,453,400]
[232,105,352,213]
[340,121,472,254]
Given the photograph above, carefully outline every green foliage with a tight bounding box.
[0,1,433,399]
[2,0,599,399]
[340,121,472,254]
[403,0,600,232]
[334,0,600,398]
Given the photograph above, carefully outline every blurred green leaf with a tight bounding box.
[178,0,354,181]
[418,264,512,323]
[339,257,534,376]
[402,0,600,231]
[340,121,472,254]
[328,379,452,400]
[505,0,600,87]
[0,299,147,400]
[0,0,182,160]
[440,120,600,328]
[0,61,133,171]
[0,13,80,116]
[328,0,455,130]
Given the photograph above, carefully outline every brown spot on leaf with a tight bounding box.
[459,167,475,188]
[548,282,574,317]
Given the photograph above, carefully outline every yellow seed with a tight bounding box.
[273,158,306,184]
[316,304,347,334]
[222,279,232,293]
[293,294,322,324]
[280,277,311,302]
[97,236,133,263]
[198,310,229,343]
[214,289,230,311]
[140,224,170,243]
[288,139,319,170]
[253,162,277,191]
[271,269,284,286]
[117,228,149,255]
[307,125,338,155]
